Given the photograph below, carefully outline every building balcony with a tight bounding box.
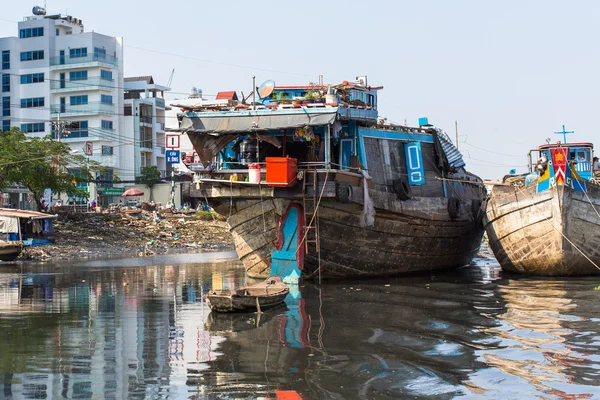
[140,116,153,125]
[50,78,114,93]
[140,140,153,150]
[156,122,165,132]
[50,102,115,116]
[49,54,119,70]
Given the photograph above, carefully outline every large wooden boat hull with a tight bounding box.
[0,243,22,262]
[484,184,600,275]
[219,190,484,279]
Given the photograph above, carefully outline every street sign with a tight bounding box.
[166,150,180,164]
[166,134,180,149]
[103,187,125,196]
[84,141,93,156]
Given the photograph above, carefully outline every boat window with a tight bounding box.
[577,151,587,161]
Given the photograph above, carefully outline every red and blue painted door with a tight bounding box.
[271,203,304,284]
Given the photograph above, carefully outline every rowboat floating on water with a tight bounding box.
[176,77,486,281]
[204,276,289,313]
[484,136,600,275]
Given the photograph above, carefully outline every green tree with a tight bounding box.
[0,128,101,211]
[136,165,162,201]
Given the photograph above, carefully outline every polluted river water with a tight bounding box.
[0,249,599,399]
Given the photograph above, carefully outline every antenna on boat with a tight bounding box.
[554,125,574,144]
[455,121,459,149]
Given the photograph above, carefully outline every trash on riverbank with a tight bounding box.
[20,210,233,261]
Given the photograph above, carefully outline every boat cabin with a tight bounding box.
[529,142,594,181]
[176,78,480,205]
[0,208,57,246]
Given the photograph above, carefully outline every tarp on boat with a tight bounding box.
[179,108,338,134]
[0,216,19,234]
[180,108,338,162]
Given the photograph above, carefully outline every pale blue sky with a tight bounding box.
[2,1,599,179]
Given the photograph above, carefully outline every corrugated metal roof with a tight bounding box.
[0,208,57,219]
[124,76,154,84]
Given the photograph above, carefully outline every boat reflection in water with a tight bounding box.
[470,278,600,399]
[0,252,599,398]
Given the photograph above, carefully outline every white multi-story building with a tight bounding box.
[123,76,170,179]
[0,7,126,206]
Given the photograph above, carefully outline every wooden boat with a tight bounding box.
[485,139,600,275]
[177,78,486,280]
[204,276,289,313]
[0,241,22,261]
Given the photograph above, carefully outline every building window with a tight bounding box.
[69,47,87,58]
[2,97,9,117]
[21,122,45,133]
[69,71,88,81]
[2,120,9,131]
[20,97,44,108]
[94,47,106,59]
[20,73,44,84]
[67,121,88,138]
[101,94,113,104]
[20,50,44,61]
[101,146,113,155]
[19,27,44,38]
[1,51,9,70]
[124,105,132,116]
[2,74,9,92]
[70,95,88,105]
[101,120,113,130]
[100,70,112,80]
[56,28,59,36]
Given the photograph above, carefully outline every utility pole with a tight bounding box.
[454,120,459,149]
[50,114,71,207]
[51,113,71,142]
[252,76,256,111]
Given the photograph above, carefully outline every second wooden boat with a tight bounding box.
[485,139,600,275]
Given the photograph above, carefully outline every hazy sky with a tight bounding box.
[2,1,599,179]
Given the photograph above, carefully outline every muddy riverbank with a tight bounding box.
[20,211,234,261]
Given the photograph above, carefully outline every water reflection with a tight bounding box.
[0,251,599,398]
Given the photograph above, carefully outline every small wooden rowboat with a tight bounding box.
[204,276,289,313]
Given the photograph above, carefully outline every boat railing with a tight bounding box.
[195,159,367,186]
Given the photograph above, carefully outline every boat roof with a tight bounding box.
[0,208,57,220]
[539,142,593,149]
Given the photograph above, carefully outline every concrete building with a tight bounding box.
[123,76,170,179]
[0,7,125,206]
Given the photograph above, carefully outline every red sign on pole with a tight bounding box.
[166,134,180,149]
[84,141,93,156]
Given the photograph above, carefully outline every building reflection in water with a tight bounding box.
[0,258,243,398]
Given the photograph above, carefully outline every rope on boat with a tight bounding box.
[434,177,487,186]
[513,185,600,272]
[279,171,330,282]
[259,181,267,233]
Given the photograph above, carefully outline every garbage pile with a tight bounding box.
[21,210,232,261]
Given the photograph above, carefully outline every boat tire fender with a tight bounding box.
[393,177,411,201]
[336,182,353,203]
[448,197,462,219]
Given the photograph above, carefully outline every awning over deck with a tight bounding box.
[180,107,339,162]
[179,107,338,134]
